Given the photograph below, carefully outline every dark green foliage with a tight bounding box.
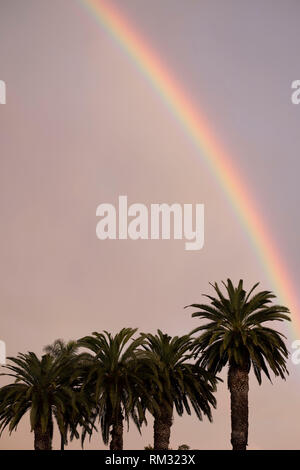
[0,280,291,450]
[78,328,149,448]
[187,279,290,450]
[0,352,86,448]
[141,330,218,449]
[187,279,290,384]
[142,330,218,420]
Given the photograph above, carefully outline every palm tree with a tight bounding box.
[44,338,79,360]
[187,279,290,450]
[141,331,218,450]
[43,339,82,450]
[178,444,190,450]
[78,328,148,450]
[144,443,153,450]
[0,352,81,450]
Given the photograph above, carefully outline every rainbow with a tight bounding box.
[78,0,299,335]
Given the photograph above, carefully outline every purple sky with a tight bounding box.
[0,0,300,449]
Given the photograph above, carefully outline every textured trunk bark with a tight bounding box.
[153,404,173,450]
[109,409,124,450]
[34,424,52,450]
[228,364,249,451]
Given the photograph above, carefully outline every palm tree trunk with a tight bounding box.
[153,404,173,450]
[34,424,52,450]
[60,433,64,451]
[228,363,249,450]
[110,409,123,450]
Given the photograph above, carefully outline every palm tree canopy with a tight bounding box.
[187,279,291,384]
[44,339,79,359]
[141,330,218,421]
[78,328,149,445]
[0,352,82,438]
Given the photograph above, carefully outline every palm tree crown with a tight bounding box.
[44,338,79,359]
[143,330,217,419]
[188,279,290,383]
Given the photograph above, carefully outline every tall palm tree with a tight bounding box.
[78,328,148,450]
[141,330,218,450]
[0,352,82,450]
[187,279,290,450]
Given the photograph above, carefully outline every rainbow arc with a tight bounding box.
[79,0,299,335]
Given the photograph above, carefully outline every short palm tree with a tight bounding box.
[44,339,79,360]
[78,328,148,450]
[141,330,218,450]
[43,339,85,450]
[178,444,190,450]
[0,352,82,450]
[187,279,290,450]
